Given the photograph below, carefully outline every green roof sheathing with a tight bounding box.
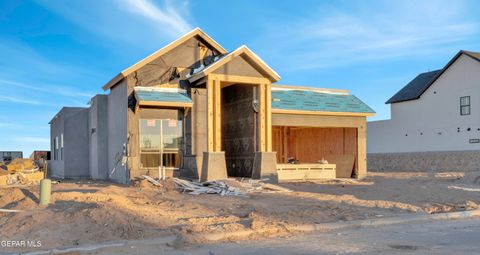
[271,89,375,114]
[135,89,192,103]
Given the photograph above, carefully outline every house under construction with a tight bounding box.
[49,28,375,183]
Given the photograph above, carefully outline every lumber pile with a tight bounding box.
[173,178,244,196]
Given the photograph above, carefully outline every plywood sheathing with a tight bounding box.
[103,28,227,91]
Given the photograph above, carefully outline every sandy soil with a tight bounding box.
[1,171,479,252]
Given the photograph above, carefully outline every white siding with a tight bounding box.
[368,54,480,153]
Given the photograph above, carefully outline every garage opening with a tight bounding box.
[272,126,358,178]
[221,84,257,177]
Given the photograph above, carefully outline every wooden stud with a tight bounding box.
[214,79,222,152]
[259,83,266,151]
[207,78,214,152]
[357,121,367,179]
[266,83,272,152]
[283,127,288,163]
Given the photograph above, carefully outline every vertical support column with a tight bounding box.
[259,83,266,152]
[265,83,272,152]
[357,121,367,179]
[213,79,222,152]
[207,78,214,152]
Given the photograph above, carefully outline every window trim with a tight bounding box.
[460,96,471,116]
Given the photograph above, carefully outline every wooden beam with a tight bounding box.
[138,101,193,108]
[214,79,222,152]
[272,109,375,117]
[207,78,214,152]
[283,127,288,163]
[266,83,272,152]
[207,74,270,85]
[357,121,367,179]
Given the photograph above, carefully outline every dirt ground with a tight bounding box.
[1,171,479,252]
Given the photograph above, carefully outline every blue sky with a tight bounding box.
[1,0,479,156]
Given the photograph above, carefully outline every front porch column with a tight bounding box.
[201,77,227,181]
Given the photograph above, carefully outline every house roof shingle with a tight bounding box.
[272,89,375,114]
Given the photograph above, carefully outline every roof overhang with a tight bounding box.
[134,87,193,109]
[103,28,228,91]
[188,45,281,83]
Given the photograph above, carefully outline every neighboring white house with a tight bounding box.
[368,50,480,154]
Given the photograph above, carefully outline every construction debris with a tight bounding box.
[142,175,162,187]
[0,171,44,186]
[173,178,244,196]
[448,185,480,192]
[233,178,293,193]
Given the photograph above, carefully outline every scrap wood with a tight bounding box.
[173,178,244,196]
[0,208,23,213]
[261,183,292,192]
[448,185,480,192]
[142,175,162,187]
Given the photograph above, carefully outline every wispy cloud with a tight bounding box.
[0,95,43,105]
[12,136,50,144]
[0,79,94,99]
[122,0,192,35]
[37,0,193,47]
[258,0,479,70]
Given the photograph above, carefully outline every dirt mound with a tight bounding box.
[7,158,36,172]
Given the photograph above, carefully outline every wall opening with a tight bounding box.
[221,84,257,177]
[272,126,358,178]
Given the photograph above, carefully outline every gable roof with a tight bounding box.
[187,45,281,83]
[102,28,227,91]
[386,50,480,104]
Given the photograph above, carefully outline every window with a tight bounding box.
[139,119,183,169]
[60,133,64,160]
[460,96,471,115]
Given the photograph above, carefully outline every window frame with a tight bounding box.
[460,96,471,116]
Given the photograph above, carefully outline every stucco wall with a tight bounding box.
[368,54,480,153]
[64,109,90,177]
[89,95,108,179]
[49,107,86,178]
[107,80,128,183]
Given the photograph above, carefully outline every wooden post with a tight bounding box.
[207,78,214,152]
[266,83,272,152]
[214,79,222,152]
[259,83,266,151]
[357,120,367,178]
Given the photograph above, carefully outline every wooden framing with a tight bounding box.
[205,74,273,153]
[266,84,272,151]
[259,83,266,151]
[272,109,375,117]
[214,79,222,151]
[207,79,214,152]
[188,45,281,83]
[137,101,193,108]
